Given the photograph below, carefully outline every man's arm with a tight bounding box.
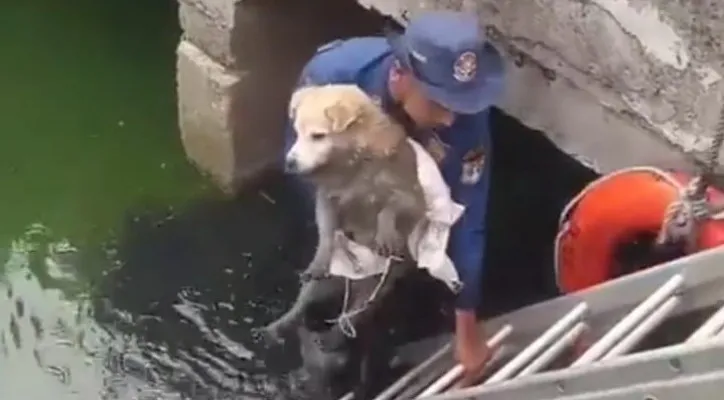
[447,111,493,385]
[449,118,491,312]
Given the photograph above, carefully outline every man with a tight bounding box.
[282,11,505,385]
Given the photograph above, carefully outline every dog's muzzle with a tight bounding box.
[284,157,300,174]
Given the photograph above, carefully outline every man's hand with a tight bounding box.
[454,309,491,388]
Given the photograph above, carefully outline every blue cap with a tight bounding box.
[387,11,504,115]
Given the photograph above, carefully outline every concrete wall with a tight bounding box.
[176,0,724,193]
[176,0,388,193]
[357,0,724,174]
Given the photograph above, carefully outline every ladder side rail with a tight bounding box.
[382,247,723,400]
[419,339,724,400]
[537,370,724,400]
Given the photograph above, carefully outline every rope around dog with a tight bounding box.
[325,255,401,339]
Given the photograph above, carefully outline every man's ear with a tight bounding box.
[324,101,362,133]
[289,86,316,119]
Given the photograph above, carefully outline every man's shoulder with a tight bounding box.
[303,37,392,84]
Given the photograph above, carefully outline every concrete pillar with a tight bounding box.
[176,0,388,193]
[357,0,724,174]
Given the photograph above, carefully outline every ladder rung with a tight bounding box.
[485,303,588,385]
[516,322,588,378]
[417,344,512,399]
[600,295,681,361]
[416,325,513,398]
[572,274,684,367]
[371,341,453,400]
[687,301,724,343]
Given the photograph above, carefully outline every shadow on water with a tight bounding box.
[96,175,316,399]
[0,176,317,399]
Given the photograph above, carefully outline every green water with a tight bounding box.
[0,0,210,248]
[0,2,272,398]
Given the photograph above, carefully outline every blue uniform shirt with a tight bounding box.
[283,37,501,310]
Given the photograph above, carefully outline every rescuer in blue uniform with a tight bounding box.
[283,11,505,385]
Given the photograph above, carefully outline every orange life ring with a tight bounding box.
[555,167,724,294]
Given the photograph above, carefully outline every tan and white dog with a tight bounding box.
[260,84,463,351]
[285,84,427,271]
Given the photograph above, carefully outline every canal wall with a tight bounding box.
[176,0,724,193]
[175,0,387,193]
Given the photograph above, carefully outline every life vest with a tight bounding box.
[554,167,724,294]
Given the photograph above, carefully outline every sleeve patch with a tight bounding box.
[460,146,486,185]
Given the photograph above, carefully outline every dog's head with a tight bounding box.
[284,84,373,174]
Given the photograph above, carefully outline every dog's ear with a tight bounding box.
[289,86,316,119]
[324,100,363,133]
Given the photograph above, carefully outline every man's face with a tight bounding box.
[391,66,455,129]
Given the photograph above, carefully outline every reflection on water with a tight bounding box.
[0,223,139,399]
[0,178,314,399]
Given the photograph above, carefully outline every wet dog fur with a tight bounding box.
[259,84,427,343]
[257,84,428,398]
[286,83,427,266]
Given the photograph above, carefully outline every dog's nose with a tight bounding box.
[284,158,298,173]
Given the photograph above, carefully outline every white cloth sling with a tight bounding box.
[328,138,464,292]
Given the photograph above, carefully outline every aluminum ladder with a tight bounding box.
[342,247,724,400]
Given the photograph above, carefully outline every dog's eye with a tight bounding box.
[310,133,326,141]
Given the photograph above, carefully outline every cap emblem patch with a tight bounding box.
[453,51,477,83]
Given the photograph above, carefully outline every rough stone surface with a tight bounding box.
[357,0,724,172]
[177,0,724,191]
[178,0,234,67]
[177,40,240,192]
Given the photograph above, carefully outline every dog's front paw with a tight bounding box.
[374,227,403,258]
[251,326,285,346]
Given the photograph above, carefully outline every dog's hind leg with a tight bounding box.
[350,305,397,400]
[256,278,344,345]
[318,260,415,351]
